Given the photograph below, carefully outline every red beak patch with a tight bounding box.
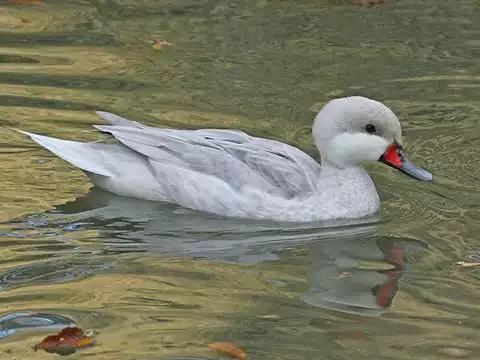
[383,144,402,167]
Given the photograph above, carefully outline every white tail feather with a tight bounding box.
[12,129,114,177]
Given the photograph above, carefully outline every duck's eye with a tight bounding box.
[365,124,376,134]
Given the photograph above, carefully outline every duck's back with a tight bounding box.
[91,116,322,200]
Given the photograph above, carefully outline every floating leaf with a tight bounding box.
[208,342,248,360]
[152,40,173,50]
[335,271,352,280]
[455,261,480,268]
[33,327,95,355]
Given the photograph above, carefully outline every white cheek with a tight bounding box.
[361,140,390,161]
[324,133,390,167]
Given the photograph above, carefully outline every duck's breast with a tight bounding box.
[314,168,380,219]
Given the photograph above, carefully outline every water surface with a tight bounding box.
[1,1,480,359]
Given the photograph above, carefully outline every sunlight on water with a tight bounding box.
[1,0,480,359]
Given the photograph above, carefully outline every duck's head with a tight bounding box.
[312,96,432,181]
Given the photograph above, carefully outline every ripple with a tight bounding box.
[0,30,119,46]
[62,223,87,231]
[0,54,39,64]
[0,259,114,291]
[0,53,73,65]
[0,312,75,339]
[0,232,26,238]
[0,72,150,90]
[0,94,100,111]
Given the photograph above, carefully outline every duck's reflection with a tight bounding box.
[15,188,426,316]
[303,235,425,316]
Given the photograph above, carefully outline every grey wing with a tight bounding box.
[94,118,321,198]
[217,136,322,197]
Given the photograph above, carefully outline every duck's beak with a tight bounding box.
[379,143,433,181]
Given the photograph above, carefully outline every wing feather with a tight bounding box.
[94,115,321,198]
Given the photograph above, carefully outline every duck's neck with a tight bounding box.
[319,160,365,178]
[314,159,380,218]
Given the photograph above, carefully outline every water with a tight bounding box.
[1,0,480,359]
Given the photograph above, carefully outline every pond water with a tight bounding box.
[1,0,480,359]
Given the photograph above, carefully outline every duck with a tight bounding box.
[15,96,432,223]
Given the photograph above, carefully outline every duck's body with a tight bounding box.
[16,97,431,222]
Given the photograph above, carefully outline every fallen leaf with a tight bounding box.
[71,336,95,347]
[335,271,352,280]
[33,327,95,355]
[455,261,480,268]
[152,39,173,50]
[208,342,248,360]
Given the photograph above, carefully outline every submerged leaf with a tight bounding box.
[208,342,248,360]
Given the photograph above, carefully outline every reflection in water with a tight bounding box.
[303,235,426,316]
[35,188,381,262]
[7,188,426,316]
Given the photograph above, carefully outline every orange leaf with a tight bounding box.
[152,39,173,50]
[208,342,248,360]
[72,336,95,347]
[34,334,63,350]
[33,327,95,355]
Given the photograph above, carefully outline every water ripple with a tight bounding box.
[0,312,75,340]
[0,259,113,291]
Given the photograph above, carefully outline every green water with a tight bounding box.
[1,0,480,359]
